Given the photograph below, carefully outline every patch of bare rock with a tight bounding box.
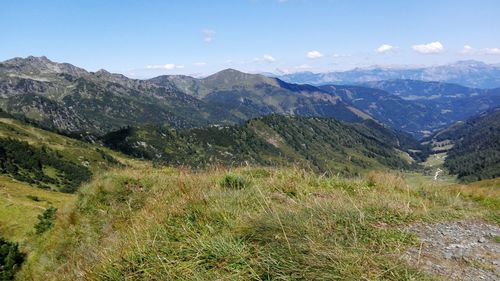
[402,220,500,280]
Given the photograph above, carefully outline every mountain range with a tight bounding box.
[2,57,500,140]
[149,69,363,122]
[2,56,500,280]
[278,60,500,89]
[0,57,371,137]
[0,56,238,135]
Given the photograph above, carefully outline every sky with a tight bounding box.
[1,0,499,78]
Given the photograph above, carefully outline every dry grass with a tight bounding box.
[16,165,498,280]
[445,178,500,223]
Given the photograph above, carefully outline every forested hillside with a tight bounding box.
[431,107,500,181]
[102,115,422,175]
[0,115,121,192]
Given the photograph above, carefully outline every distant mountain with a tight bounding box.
[102,115,423,174]
[4,56,498,141]
[429,107,500,182]
[149,69,365,122]
[0,57,371,136]
[278,60,500,89]
[319,85,448,137]
[0,56,238,135]
[360,80,500,131]
[361,79,487,100]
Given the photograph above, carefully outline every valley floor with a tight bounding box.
[3,164,497,280]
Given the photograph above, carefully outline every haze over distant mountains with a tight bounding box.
[277,60,500,89]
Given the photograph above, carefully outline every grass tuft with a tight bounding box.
[219,173,251,189]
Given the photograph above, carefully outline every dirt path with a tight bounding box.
[402,220,500,280]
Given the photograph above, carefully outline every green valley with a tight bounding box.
[2,1,500,279]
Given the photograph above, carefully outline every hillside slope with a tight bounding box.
[102,115,422,175]
[361,80,500,128]
[16,165,499,280]
[0,112,122,192]
[319,85,449,136]
[430,107,500,182]
[0,113,127,248]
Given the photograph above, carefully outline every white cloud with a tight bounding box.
[376,44,394,54]
[252,55,277,64]
[460,45,474,54]
[484,48,500,55]
[146,65,162,69]
[296,64,312,69]
[263,54,276,63]
[275,64,312,74]
[146,64,184,70]
[459,45,500,55]
[194,62,207,66]
[306,50,324,59]
[412,41,444,54]
[202,29,215,43]
[332,53,351,58]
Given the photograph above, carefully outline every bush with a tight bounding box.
[34,206,57,234]
[219,174,251,189]
[0,237,25,280]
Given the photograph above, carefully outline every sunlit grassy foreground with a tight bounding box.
[18,165,498,280]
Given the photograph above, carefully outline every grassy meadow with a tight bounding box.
[13,164,499,280]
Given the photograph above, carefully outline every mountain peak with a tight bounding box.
[451,60,488,67]
[95,69,110,75]
[209,68,246,77]
[26,55,51,63]
[3,55,54,66]
[204,68,276,84]
[1,55,89,77]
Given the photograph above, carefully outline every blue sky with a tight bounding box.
[1,0,499,77]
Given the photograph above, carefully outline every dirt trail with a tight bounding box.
[402,220,500,280]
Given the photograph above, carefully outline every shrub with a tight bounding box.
[26,195,41,202]
[34,206,57,234]
[219,174,250,189]
[0,237,25,280]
